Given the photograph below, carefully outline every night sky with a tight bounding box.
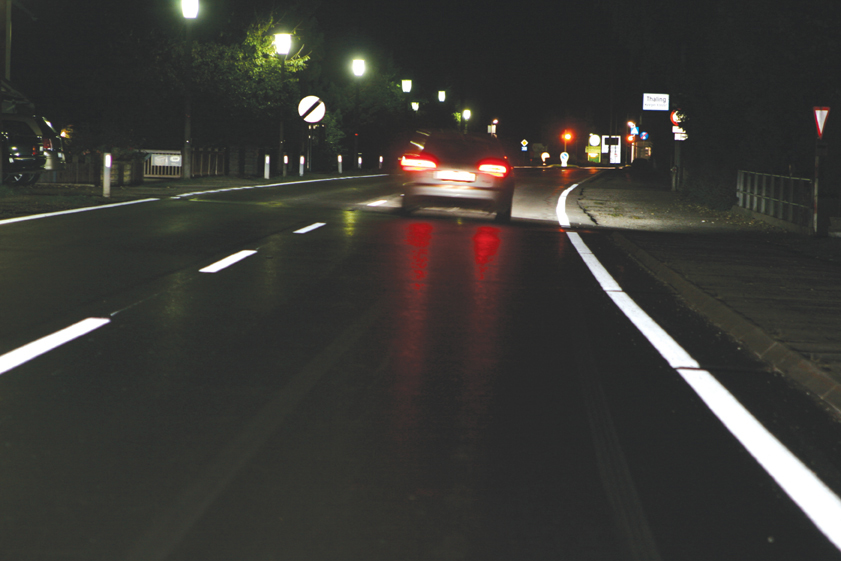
[313,0,619,140]
[10,0,620,144]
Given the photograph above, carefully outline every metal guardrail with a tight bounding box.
[736,170,813,228]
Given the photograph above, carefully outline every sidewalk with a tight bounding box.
[576,169,841,416]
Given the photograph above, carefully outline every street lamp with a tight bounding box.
[352,59,365,169]
[181,0,198,180]
[274,32,292,175]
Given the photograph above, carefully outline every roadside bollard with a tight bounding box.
[264,155,271,179]
[338,155,343,174]
[103,153,112,198]
[299,155,305,177]
[283,154,288,177]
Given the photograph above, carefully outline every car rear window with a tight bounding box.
[421,135,505,165]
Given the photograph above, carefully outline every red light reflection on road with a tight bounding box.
[472,226,500,280]
[406,222,433,290]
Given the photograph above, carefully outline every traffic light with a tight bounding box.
[562,131,573,142]
[627,134,635,143]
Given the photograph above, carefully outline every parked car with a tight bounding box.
[397,130,515,222]
[1,114,66,185]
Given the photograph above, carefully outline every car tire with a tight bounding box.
[400,194,417,215]
[494,195,513,223]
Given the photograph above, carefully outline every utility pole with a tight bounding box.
[0,0,9,185]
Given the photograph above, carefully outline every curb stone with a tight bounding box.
[610,231,841,419]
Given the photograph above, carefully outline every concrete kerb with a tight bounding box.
[610,231,841,419]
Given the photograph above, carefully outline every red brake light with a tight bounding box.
[401,154,437,171]
[477,158,510,178]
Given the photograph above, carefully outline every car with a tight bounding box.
[1,114,66,185]
[397,130,515,222]
[1,79,66,185]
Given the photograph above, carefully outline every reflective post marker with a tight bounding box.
[299,155,305,177]
[264,154,271,179]
[103,153,112,198]
[338,155,343,174]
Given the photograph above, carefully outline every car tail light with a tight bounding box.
[401,154,437,171]
[477,158,510,178]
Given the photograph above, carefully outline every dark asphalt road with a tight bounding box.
[0,170,839,560]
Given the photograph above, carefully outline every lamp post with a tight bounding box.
[181,0,198,180]
[274,33,292,176]
[352,59,365,170]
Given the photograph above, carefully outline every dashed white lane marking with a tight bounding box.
[293,222,326,234]
[558,184,841,551]
[199,250,258,273]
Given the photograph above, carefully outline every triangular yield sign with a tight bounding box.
[814,107,830,139]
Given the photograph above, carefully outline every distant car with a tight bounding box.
[397,130,515,221]
[1,113,66,185]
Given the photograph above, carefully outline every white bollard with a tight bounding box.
[299,155,305,177]
[357,156,362,170]
[379,155,383,170]
[103,153,112,198]
[338,155,343,174]
[283,154,288,177]
[264,154,271,179]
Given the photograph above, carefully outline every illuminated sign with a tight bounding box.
[643,93,670,111]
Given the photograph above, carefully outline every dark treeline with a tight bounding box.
[599,0,840,210]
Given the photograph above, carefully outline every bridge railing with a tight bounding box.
[736,170,812,229]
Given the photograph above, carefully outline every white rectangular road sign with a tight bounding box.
[643,93,670,111]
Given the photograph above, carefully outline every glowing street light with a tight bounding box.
[181,0,198,18]
[352,59,366,169]
[181,0,199,180]
[274,32,292,176]
[562,130,573,151]
[274,33,292,56]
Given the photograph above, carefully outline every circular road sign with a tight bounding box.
[298,96,326,123]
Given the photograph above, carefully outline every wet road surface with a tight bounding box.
[0,169,840,560]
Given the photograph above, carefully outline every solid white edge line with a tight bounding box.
[0,198,160,227]
[293,222,326,234]
[199,250,258,273]
[556,183,578,227]
[559,183,841,551]
[677,368,841,550]
[0,318,111,376]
